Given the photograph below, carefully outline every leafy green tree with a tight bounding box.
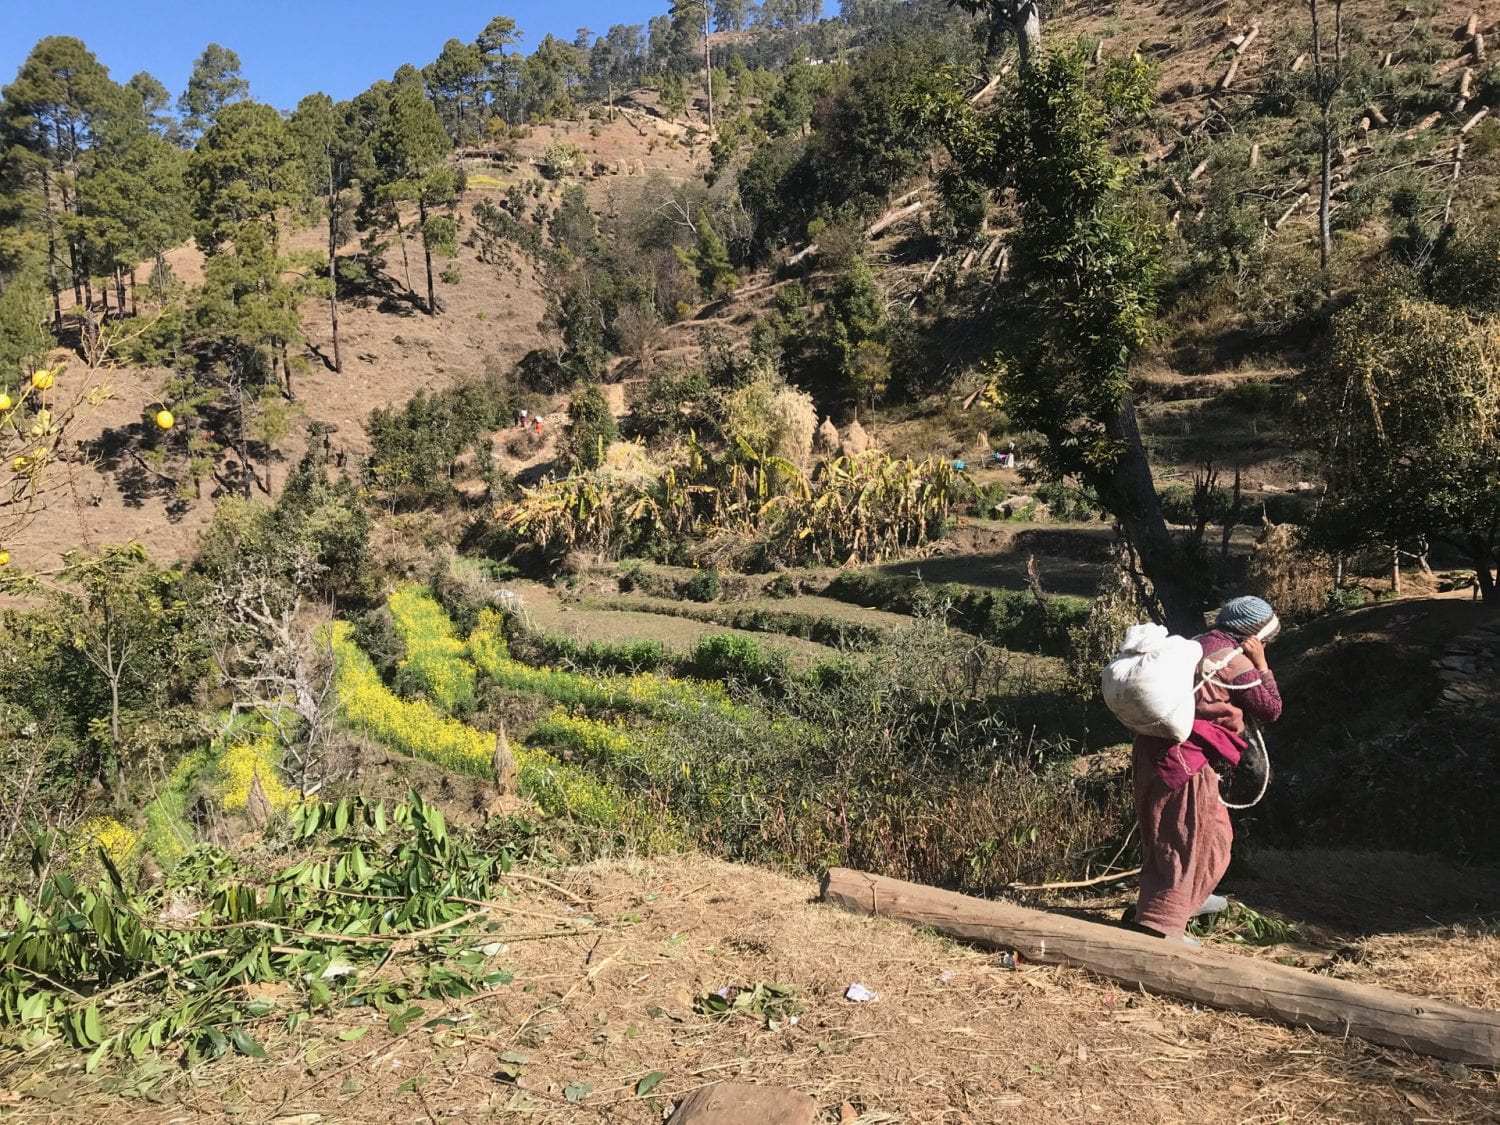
[0,262,52,384]
[1307,290,1500,601]
[922,47,1196,629]
[177,44,249,142]
[24,544,201,796]
[367,374,512,508]
[544,279,607,382]
[374,79,455,314]
[194,440,379,608]
[951,0,1043,65]
[816,254,886,409]
[565,380,619,469]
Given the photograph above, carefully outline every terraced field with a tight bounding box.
[507,580,848,668]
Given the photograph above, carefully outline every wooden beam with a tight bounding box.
[821,868,1500,1067]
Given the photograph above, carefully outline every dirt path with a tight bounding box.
[12,855,1498,1123]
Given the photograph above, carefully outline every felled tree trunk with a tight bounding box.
[822,867,1500,1066]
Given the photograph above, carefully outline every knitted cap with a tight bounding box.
[1216,595,1275,636]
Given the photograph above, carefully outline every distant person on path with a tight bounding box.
[532,416,543,436]
[518,409,529,429]
[1131,596,1283,944]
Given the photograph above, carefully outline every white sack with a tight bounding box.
[1100,623,1202,743]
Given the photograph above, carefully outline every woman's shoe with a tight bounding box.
[1193,893,1228,917]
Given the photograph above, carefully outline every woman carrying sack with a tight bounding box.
[1130,596,1283,944]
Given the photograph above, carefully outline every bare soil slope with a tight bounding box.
[11,855,1499,1123]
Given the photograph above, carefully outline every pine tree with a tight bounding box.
[374,79,454,315]
[177,44,250,143]
[190,101,310,416]
[126,72,175,138]
[477,16,522,127]
[425,38,487,143]
[290,93,352,371]
[1,36,123,328]
[74,84,191,316]
[693,217,736,297]
[714,0,747,32]
[189,100,302,251]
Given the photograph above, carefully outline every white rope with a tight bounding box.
[1219,720,1271,810]
[1195,631,1274,810]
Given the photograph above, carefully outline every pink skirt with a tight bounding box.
[1132,741,1233,937]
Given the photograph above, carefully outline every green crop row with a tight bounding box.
[467,608,753,720]
[389,585,479,714]
[331,621,635,831]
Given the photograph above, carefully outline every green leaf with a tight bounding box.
[563,1081,593,1103]
[387,1005,424,1036]
[635,1071,667,1097]
[338,1027,369,1042]
[228,1026,267,1059]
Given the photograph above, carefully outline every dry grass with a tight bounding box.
[11,854,1500,1123]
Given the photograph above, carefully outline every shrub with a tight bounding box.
[825,573,1087,656]
[683,566,722,602]
[684,632,789,690]
[525,632,669,675]
[563,381,619,470]
[1032,480,1103,521]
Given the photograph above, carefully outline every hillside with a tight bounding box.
[3,1,1500,1120]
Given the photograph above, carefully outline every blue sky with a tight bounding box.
[3,0,665,112]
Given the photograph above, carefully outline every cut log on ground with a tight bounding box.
[866,199,924,239]
[1274,191,1310,230]
[820,867,1500,1067]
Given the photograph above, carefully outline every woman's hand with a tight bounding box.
[1241,635,1269,672]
